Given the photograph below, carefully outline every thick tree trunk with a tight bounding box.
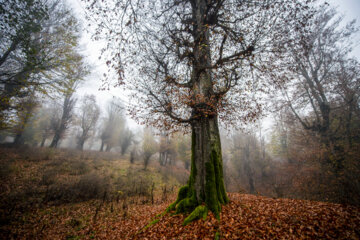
[190,116,228,216]
[167,116,228,221]
[166,0,228,223]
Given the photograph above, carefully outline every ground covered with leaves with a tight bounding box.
[2,193,359,239]
[1,147,359,239]
[136,193,360,240]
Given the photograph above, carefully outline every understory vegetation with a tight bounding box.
[0,146,185,239]
[1,145,359,239]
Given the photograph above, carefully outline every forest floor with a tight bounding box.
[1,146,359,239]
[2,192,359,239]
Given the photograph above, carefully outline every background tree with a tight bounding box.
[37,105,55,147]
[76,94,100,150]
[120,128,134,155]
[49,58,87,148]
[0,1,85,129]
[142,128,157,170]
[85,0,314,219]
[271,6,360,174]
[175,133,191,170]
[99,98,126,152]
[159,132,177,166]
[12,91,39,145]
[49,86,76,148]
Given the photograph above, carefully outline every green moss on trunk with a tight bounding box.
[166,117,228,225]
[183,205,208,226]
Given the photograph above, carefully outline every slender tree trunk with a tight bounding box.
[105,144,111,152]
[130,149,135,164]
[13,132,24,145]
[50,130,61,148]
[346,104,353,147]
[40,136,46,147]
[77,138,85,150]
[100,140,104,152]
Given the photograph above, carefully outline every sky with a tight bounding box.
[67,0,360,132]
[327,0,360,57]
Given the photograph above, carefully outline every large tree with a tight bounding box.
[271,6,360,172]
[85,0,312,220]
[49,56,88,148]
[76,94,100,150]
[99,98,126,152]
[0,0,84,129]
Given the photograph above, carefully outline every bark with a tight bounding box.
[105,144,111,152]
[13,133,24,145]
[50,93,75,148]
[77,138,85,150]
[159,151,169,166]
[40,136,46,147]
[130,150,135,164]
[243,141,255,194]
[167,0,229,221]
[100,140,104,152]
[0,39,19,67]
[50,130,61,148]
[167,117,228,219]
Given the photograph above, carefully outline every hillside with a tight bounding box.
[0,146,186,239]
[0,147,359,239]
[136,193,360,240]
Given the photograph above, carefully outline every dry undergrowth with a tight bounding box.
[1,147,359,239]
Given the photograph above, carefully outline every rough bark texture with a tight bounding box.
[167,0,229,222]
[167,117,228,220]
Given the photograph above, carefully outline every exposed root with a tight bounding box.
[183,205,208,226]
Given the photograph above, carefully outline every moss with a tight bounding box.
[189,130,197,190]
[140,218,160,233]
[183,205,208,226]
[176,197,197,213]
[205,160,221,219]
[166,185,189,213]
[166,201,177,213]
[178,185,189,200]
[214,231,220,240]
[166,122,229,224]
[155,211,167,218]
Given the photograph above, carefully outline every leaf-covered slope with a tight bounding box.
[135,193,360,240]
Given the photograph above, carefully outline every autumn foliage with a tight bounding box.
[1,147,359,239]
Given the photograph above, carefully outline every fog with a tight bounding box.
[1,0,360,238]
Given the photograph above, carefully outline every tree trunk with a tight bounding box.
[40,136,46,147]
[190,116,228,216]
[105,144,111,152]
[13,133,24,145]
[166,0,228,222]
[77,138,85,150]
[50,131,61,148]
[168,116,228,220]
[100,140,104,152]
